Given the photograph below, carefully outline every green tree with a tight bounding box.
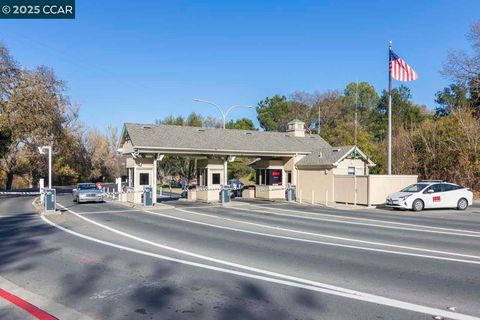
[225,118,257,130]
[257,95,314,131]
[228,160,253,180]
[256,95,290,131]
[435,84,470,116]
[186,112,203,127]
[342,82,379,126]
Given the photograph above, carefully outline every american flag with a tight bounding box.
[389,50,418,82]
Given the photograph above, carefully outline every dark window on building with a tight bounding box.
[196,168,207,186]
[212,173,221,185]
[256,169,282,186]
[256,169,266,185]
[268,169,282,186]
[139,173,149,186]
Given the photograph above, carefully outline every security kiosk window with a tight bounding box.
[256,169,282,186]
[140,173,149,186]
[256,169,266,185]
[197,168,207,186]
[212,173,221,185]
[268,169,282,186]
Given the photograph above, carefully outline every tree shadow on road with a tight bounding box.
[0,214,59,274]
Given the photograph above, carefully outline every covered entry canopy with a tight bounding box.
[119,122,331,157]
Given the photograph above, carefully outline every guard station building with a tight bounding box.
[118,119,416,205]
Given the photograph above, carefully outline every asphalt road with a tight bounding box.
[1,195,480,319]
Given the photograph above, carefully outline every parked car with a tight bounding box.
[73,183,104,203]
[169,180,182,188]
[386,181,473,211]
[227,179,244,198]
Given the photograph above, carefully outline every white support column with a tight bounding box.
[224,159,228,185]
[39,178,44,204]
[153,158,157,204]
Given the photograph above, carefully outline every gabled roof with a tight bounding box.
[120,123,331,156]
[288,118,305,125]
[296,145,375,168]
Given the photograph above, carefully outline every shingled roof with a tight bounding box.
[121,123,331,156]
[296,145,375,168]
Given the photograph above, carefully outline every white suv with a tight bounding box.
[386,181,473,211]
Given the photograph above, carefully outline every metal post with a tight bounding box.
[47,146,52,189]
[354,173,357,206]
[153,158,157,204]
[224,159,228,185]
[388,41,393,175]
[39,178,44,204]
[318,105,321,135]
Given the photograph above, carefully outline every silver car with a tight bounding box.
[73,183,104,203]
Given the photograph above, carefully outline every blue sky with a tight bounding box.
[1,0,479,131]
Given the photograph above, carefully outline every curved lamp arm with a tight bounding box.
[193,99,225,118]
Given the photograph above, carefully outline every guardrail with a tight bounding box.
[0,191,41,195]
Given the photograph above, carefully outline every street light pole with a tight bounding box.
[193,99,253,129]
[47,146,52,189]
[38,146,52,189]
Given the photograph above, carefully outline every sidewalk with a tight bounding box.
[0,276,93,320]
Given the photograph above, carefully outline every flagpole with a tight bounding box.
[388,40,392,175]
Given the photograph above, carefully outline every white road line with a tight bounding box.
[176,205,221,209]
[161,208,480,261]
[41,213,479,320]
[252,204,480,234]
[76,209,141,215]
[59,202,480,265]
[239,205,480,237]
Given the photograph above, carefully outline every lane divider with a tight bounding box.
[0,288,57,320]
[42,210,479,320]
[242,205,480,237]
[165,207,480,261]
[57,201,480,264]
[252,204,480,234]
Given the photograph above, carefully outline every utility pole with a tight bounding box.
[318,104,321,135]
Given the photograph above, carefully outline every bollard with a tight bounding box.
[325,190,328,206]
[311,190,314,205]
[39,178,45,204]
[299,189,302,204]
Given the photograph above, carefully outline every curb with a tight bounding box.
[0,275,94,320]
